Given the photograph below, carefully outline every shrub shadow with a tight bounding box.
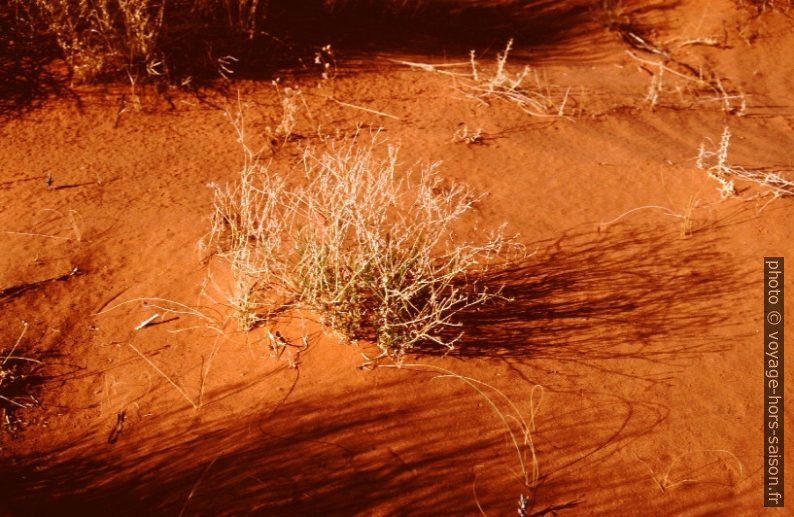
[431,224,752,367]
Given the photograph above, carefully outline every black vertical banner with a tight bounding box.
[764,257,784,507]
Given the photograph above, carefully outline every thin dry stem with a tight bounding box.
[384,363,543,500]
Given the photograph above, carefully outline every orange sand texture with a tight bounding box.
[1,1,793,515]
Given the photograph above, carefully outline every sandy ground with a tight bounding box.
[1,1,793,515]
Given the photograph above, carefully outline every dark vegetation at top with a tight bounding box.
[1,1,600,86]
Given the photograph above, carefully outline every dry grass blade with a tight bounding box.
[127,343,199,410]
[388,58,471,76]
[179,455,220,517]
[382,363,543,507]
[95,297,224,333]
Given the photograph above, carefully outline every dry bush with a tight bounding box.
[697,127,794,199]
[203,124,515,360]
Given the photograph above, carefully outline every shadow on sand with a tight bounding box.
[0,0,683,114]
[2,376,535,516]
[428,223,752,371]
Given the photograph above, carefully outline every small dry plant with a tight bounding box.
[627,51,746,114]
[599,194,702,238]
[697,127,794,199]
[466,39,571,117]
[269,82,311,145]
[738,0,792,13]
[381,363,544,510]
[204,124,515,360]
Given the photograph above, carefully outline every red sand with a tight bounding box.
[1,1,792,515]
